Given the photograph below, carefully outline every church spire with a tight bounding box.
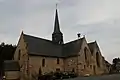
[53,5,61,34]
[52,5,63,44]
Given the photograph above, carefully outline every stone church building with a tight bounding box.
[13,8,109,78]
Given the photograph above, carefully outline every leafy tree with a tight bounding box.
[110,57,120,73]
[0,42,16,76]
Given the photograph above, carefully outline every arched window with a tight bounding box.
[91,49,94,56]
[72,68,75,72]
[18,50,21,60]
[84,47,87,61]
[42,59,45,67]
[96,52,100,67]
[57,58,60,64]
[84,65,86,69]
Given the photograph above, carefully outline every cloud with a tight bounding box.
[0,0,120,62]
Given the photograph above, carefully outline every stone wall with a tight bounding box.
[64,57,78,73]
[29,56,64,75]
[5,71,20,80]
[14,33,29,78]
[77,38,93,76]
[14,33,28,61]
[91,45,107,75]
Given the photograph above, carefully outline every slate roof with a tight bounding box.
[4,60,20,71]
[23,34,84,58]
[53,9,62,34]
[63,38,84,57]
[88,41,96,53]
[88,41,100,52]
[23,34,63,57]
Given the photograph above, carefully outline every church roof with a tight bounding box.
[88,41,96,53]
[63,38,84,57]
[88,41,100,53]
[23,33,84,58]
[4,60,20,71]
[23,34,63,57]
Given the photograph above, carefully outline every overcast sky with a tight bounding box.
[0,0,120,63]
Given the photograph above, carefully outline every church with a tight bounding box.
[13,8,109,79]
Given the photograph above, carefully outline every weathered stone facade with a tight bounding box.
[14,33,108,77]
[29,56,64,74]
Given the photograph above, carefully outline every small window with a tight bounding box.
[91,50,93,55]
[26,43,28,49]
[84,47,87,61]
[84,65,86,69]
[56,68,60,72]
[57,58,60,64]
[18,50,21,60]
[96,52,100,67]
[42,59,45,67]
[90,65,92,69]
[78,63,82,65]
[72,68,75,72]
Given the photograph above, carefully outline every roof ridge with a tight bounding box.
[23,33,53,43]
[88,41,96,44]
[64,38,84,45]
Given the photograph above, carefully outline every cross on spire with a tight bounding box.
[52,3,63,44]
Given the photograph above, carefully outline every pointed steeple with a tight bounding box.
[52,6,63,44]
[53,8,61,34]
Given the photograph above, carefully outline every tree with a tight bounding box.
[0,42,16,76]
[1,42,5,47]
[111,57,120,73]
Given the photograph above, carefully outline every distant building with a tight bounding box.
[4,60,20,80]
[13,8,109,79]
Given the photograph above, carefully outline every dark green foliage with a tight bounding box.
[38,71,77,80]
[110,57,120,73]
[113,58,120,64]
[0,42,16,75]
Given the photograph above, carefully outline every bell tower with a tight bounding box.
[52,6,63,44]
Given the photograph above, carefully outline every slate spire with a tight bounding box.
[53,8,61,33]
[52,6,63,44]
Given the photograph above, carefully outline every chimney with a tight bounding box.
[77,33,81,39]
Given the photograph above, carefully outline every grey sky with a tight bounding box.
[0,0,120,63]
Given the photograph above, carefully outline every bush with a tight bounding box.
[53,71,77,79]
[38,71,78,80]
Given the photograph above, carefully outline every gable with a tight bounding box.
[88,41,102,55]
[14,32,27,60]
[88,42,95,54]
[77,37,92,63]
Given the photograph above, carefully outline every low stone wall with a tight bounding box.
[5,71,20,80]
